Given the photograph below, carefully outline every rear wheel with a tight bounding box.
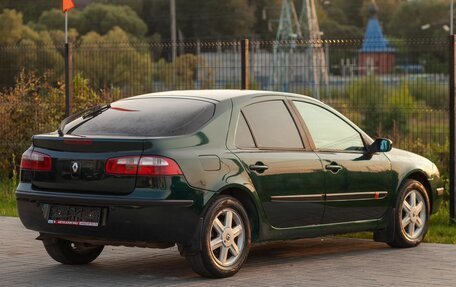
[186,195,251,278]
[388,180,429,248]
[43,238,104,265]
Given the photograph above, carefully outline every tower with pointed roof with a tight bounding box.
[358,2,395,75]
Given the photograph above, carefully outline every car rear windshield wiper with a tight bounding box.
[58,104,111,136]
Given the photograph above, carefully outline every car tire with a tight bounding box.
[388,179,430,248]
[43,238,104,265]
[186,195,251,278]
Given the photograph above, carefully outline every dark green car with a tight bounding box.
[16,90,444,278]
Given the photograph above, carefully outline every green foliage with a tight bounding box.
[342,200,456,243]
[37,8,81,32]
[388,0,450,38]
[77,3,147,37]
[0,70,120,172]
[360,0,399,33]
[0,9,63,86]
[409,79,448,109]
[92,0,145,16]
[347,77,421,138]
[326,0,365,29]
[320,19,363,39]
[158,54,214,89]
[76,27,154,93]
[0,71,61,171]
[0,0,450,41]
[0,177,17,217]
[0,9,24,44]
[252,0,282,39]
[0,0,56,23]
[143,0,256,39]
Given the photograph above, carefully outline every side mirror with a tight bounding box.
[369,138,392,153]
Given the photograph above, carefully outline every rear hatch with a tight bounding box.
[25,97,215,195]
[31,135,145,195]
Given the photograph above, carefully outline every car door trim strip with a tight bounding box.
[271,194,324,202]
[271,191,388,202]
[325,191,388,201]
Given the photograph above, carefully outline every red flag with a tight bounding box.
[63,0,75,12]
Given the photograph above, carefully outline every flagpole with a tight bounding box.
[64,9,70,117]
[65,11,68,44]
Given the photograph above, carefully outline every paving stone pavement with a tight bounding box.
[1,216,455,287]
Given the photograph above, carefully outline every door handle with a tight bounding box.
[249,162,268,173]
[325,162,342,174]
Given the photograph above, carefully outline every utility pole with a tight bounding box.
[451,0,454,34]
[170,0,177,61]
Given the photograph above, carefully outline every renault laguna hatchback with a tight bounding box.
[17,90,444,278]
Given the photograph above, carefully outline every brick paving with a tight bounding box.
[1,216,455,286]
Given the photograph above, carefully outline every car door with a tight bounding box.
[291,100,393,224]
[232,98,325,228]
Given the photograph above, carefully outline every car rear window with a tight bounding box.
[63,98,215,137]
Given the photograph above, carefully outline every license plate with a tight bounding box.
[48,205,101,227]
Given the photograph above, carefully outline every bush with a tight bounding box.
[409,78,448,110]
[347,76,419,138]
[157,54,214,90]
[0,71,118,173]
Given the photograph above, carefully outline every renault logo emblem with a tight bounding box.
[71,162,79,173]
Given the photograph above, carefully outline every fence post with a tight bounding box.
[241,39,249,90]
[64,42,73,117]
[450,34,456,224]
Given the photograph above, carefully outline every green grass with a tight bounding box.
[1,177,455,243]
[0,177,18,217]
[425,201,456,244]
[341,201,456,244]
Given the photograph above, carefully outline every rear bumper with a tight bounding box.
[16,190,194,207]
[16,184,203,245]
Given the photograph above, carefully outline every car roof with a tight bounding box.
[126,89,318,103]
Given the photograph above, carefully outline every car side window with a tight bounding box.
[235,113,256,148]
[242,100,303,149]
[293,101,365,151]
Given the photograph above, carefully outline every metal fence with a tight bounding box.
[0,38,450,173]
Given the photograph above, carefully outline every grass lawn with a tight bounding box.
[342,201,456,244]
[0,177,17,217]
[1,177,455,244]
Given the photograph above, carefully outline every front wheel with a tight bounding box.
[186,195,251,278]
[43,238,104,265]
[388,180,430,248]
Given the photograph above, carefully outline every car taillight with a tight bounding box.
[105,156,183,176]
[20,150,52,171]
[105,156,139,175]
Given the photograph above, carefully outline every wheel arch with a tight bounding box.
[215,185,261,242]
[402,170,433,213]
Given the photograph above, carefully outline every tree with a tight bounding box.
[76,27,153,94]
[277,0,361,40]
[0,70,120,171]
[251,0,282,39]
[37,8,80,32]
[157,54,214,89]
[143,0,256,40]
[348,76,419,138]
[360,0,408,35]
[0,0,57,23]
[328,0,365,28]
[388,0,450,38]
[0,9,63,88]
[77,3,148,37]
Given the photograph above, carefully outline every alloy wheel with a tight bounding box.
[209,208,245,268]
[400,189,427,240]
